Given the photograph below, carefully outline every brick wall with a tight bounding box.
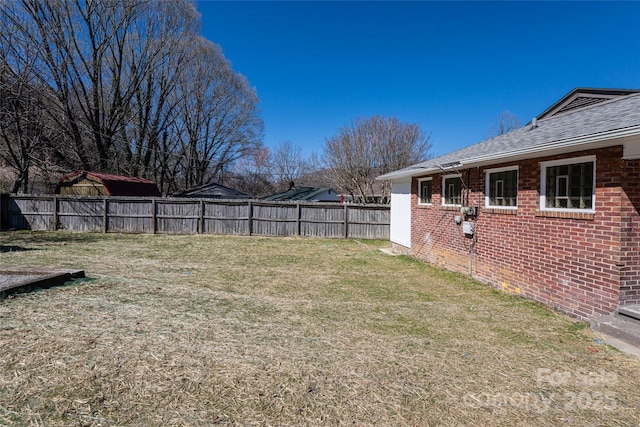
[620,159,640,305]
[409,146,637,320]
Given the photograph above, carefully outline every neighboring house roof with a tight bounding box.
[263,186,339,202]
[172,182,251,199]
[57,171,162,196]
[378,89,640,181]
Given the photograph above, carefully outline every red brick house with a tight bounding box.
[378,88,640,320]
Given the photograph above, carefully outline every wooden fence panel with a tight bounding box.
[203,201,249,235]
[2,195,390,239]
[252,203,297,236]
[57,198,104,232]
[346,206,390,239]
[156,200,199,234]
[300,204,344,238]
[7,197,53,230]
[108,199,153,233]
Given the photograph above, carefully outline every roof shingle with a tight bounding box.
[379,92,640,180]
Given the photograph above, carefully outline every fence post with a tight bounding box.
[199,199,204,234]
[296,203,301,236]
[52,195,58,231]
[247,200,253,236]
[343,204,349,239]
[103,198,109,233]
[151,198,157,234]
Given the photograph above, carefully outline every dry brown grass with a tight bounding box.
[0,231,639,426]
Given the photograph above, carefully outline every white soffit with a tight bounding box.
[623,137,640,159]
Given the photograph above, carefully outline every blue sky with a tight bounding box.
[197,1,640,158]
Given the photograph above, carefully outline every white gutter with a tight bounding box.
[377,125,640,181]
[377,167,432,181]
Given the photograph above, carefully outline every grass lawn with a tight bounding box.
[0,231,639,426]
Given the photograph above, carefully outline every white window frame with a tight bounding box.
[417,178,433,205]
[540,155,596,213]
[485,166,518,209]
[442,174,462,207]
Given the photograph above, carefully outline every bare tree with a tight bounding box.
[117,0,200,190]
[0,0,263,194]
[173,37,263,190]
[4,0,152,171]
[272,140,309,191]
[488,110,522,137]
[0,69,49,193]
[0,11,59,193]
[229,143,274,197]
[324,115,431,204]
[296,150,330,188]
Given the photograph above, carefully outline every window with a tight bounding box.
[540,156,595,212]
[418,178,432,205]
[442,174,462,206]
[485,166,518,208]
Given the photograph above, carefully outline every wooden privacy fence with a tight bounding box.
[0,194,390,240]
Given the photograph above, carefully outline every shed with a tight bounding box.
[56,171,162,197]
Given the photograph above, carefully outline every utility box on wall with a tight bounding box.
[460,206,476,216]
[462,221,474,236]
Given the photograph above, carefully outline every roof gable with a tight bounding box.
[536,88,640,120]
